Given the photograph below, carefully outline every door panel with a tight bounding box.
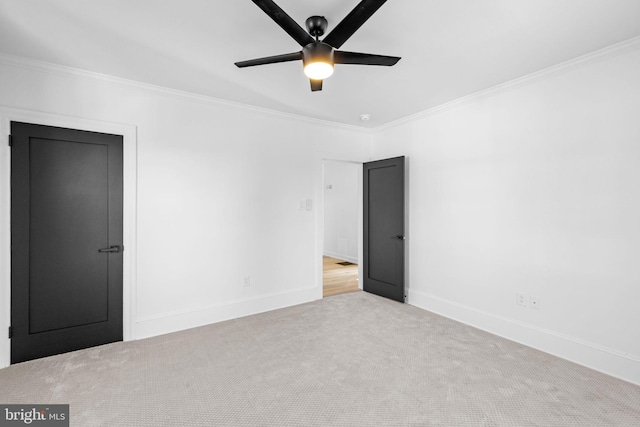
[30,138,110,333]
[11,122,123,363]
[363,156,405,302]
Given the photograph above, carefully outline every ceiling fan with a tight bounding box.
[235,0,401,92]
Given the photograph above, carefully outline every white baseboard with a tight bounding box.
[134,287,318,340]
[408,289,640,386]
[323,251,358,264]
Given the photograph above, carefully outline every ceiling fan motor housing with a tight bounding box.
[306,16,328,38]
[303,42,334,67]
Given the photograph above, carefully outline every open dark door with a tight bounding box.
[10,122,123,363]
[363,156,405,302]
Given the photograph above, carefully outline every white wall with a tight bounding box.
[3,41,639,387]
[0,56,371,362]
[372,43,640,385]
[323,161,359,263]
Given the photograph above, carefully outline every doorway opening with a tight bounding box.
[322,160,361,297]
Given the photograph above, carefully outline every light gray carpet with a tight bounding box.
[1,291,639,426]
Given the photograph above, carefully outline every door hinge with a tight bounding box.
[8,135,13,147]
[8,326,13,339]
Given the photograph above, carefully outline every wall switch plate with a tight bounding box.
[306,199,313,211]
[517,292,528,307]
[299,200,305,210]
[243,276,251,287]
[530,295,540,309]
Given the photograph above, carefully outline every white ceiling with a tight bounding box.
[1,0,640,128]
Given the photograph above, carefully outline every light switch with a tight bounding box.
[306,199,313,211]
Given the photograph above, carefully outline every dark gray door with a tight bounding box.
[363,156,405,302]
[11,122,123,363]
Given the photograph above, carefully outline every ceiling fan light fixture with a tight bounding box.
[304,61,334,80]
[303,42,334,80]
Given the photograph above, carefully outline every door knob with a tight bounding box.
[395,235,405,240]
[98,245,122,253]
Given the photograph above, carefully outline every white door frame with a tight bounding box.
[0,107,138,367]
[314,151,369,300]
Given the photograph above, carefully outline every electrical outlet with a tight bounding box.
[517,292,528,307]
[530,295,540,309]
[243,276,251,287]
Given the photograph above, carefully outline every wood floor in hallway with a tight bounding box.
[323,256,359,297]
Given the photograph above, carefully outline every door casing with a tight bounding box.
[315,152,407,302]
[0,107,138,368]
[315,152,369,301]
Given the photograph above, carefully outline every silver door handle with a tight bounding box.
[98,245,121,253]
[395,235,405,240]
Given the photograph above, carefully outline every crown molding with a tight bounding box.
[0,52,373,135]
[375,35,640,132]
[3,35,639,136]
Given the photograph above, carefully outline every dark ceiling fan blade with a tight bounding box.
[235,51,302,68]
[322,0,388,49]
[334,50,400,66]
[251,0,314,47]
[310,79,323,91]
